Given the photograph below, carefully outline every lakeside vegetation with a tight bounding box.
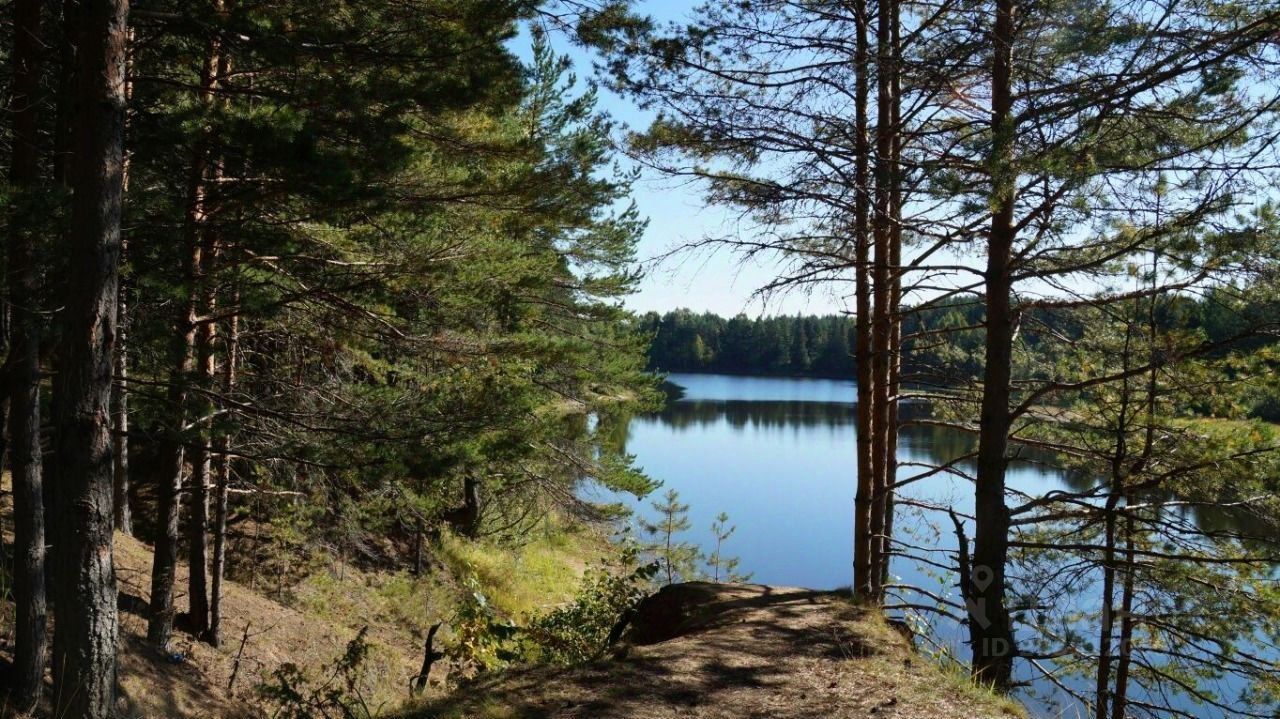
[607,0,1280,715]
[3,0,1280,718]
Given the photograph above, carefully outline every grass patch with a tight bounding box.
[839,604,1026,718]
[408,699,523,719]
[276,516,610,716]
[904,653,1027,717]
[434,518,609,619]
[292,515,607,632]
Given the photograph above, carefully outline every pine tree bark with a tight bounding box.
[1096,489,1120,719]
[868,0,899,601]
[148,312,192,649]
[1111,502,1136,719]
[878,8,904,594]
[113,40,133,536]
[188,2,230,642]
[970,0,1018,690]
[149,10,224,646]
[9,0,49,709]
[209,300,238,647]
[45,0,79,598]
[50,0,128,716]
[880,111,902,592]
[113,264,132,534]
[187,290,216,637]
[110,43,133,532]
[1096,342,1133,719]
[851,0,875,599]
[52,0,77,186]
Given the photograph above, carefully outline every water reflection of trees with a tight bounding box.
[648,399,855,431]
[637,401,1272,543]
[647,400,997,475]
[623,393,1280,717]
[648,398,939,430]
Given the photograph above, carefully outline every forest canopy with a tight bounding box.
[5,0,1280,718]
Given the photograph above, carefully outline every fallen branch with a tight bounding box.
[410,623,444,695]
[228,621,252,692]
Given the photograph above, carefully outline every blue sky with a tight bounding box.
[526,2,850,319]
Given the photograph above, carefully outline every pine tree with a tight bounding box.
[706,512,751,583]
[641,489,702,585]
[50,0,129,715]
[7,0,48,709]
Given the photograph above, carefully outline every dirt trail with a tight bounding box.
[410,582,1023,719]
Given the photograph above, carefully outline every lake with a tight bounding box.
[602,372,1269,719]
[614,373,1009,589]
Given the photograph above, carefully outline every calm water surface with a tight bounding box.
[617,372,990,591]
[604,372,1263,719]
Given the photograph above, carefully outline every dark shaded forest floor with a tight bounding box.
[400,582,1025,719]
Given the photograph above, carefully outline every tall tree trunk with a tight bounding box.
[1111,502,1136,719]
[868,0,899,601]
[1096,493,1119,719]
[970,0,1018,690]
[209,297,238,647]
[45,0,80,601]
[52,0,77,185]
[1109,250,1161,719]
[113,258,132,534]
[149,10,224,647]
[148,301,193,649]
[187,289,216,637]
[188,37,230,642]
[9,0,48,709]
[112,35,134,536]
[879,9,904,594]
[1096,332,1135,719]
[880,92,901,591]
[852,0,875,599]
[50,0,128,716]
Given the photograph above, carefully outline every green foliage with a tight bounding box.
[115,0,659,584]
[641,310,855,378]
[705,513,751,583]
[640,489,703,585]
[447,577,523,672]
[639,300,986,381]
[444,549,657,670]
[522,549,659,665]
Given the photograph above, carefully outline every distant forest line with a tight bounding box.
[640,293,1280,419]
[641,311,856,378]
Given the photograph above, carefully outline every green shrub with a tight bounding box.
[445,549,657,671]
[447,577,522,671]
[522,553,658,664]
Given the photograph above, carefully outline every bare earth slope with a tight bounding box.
[408,582,1024,719]
[111,531,424,718]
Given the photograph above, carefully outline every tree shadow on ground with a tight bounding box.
[409,584,890,719]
